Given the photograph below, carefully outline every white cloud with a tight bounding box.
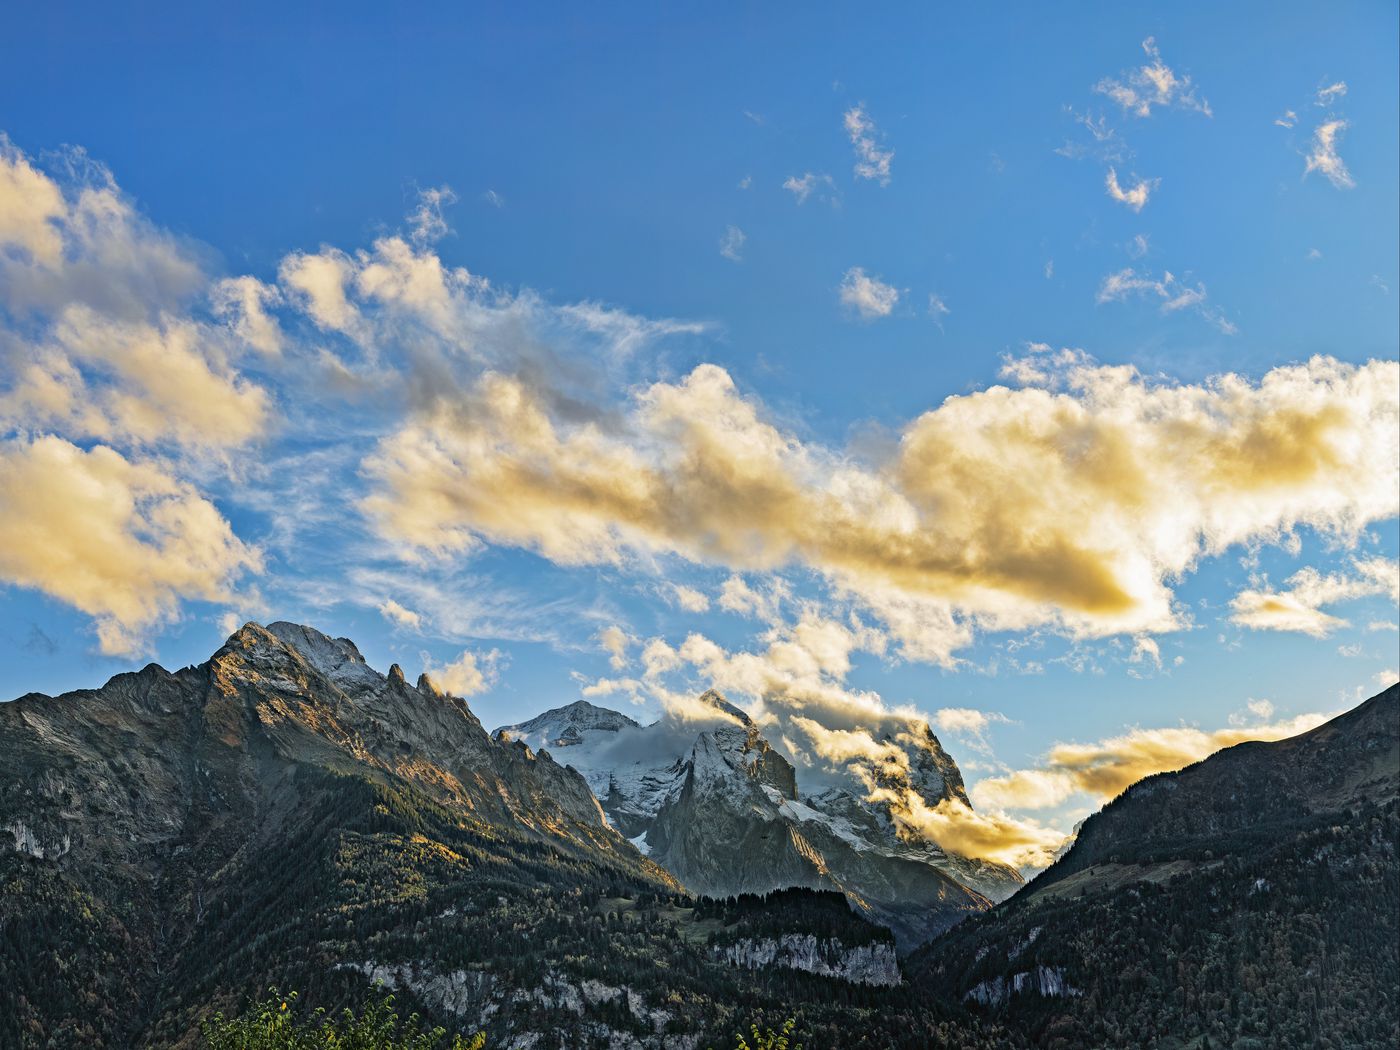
[1095,37,1211,118]
[719,224,746,262]
[213,275,283,355]
[1128,234,1150,258]
[670,584,711,613]
[482,189,505,209]
[1105,168,1157,212]
[598,624,631,670]
[1315,81,1348,106]
[782,172,837,205]
[424,647,500,697]
[1275,110,1298,129]
[406,185,457,245]
[838,267,899,319]
[1305,119,1355,189]
[378,599,423,630]
[843,106,893,185]
[1096,266,1235,333]
[927,293,950,327]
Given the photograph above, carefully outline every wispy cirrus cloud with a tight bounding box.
[843,105,893,185]
[782,172,837,205]
[1281,80,1356,189]
[1095,37,1211,119]
[718,224,746,262]
[1096,266,1236,333]
[1104,168,1157,212]
[1305,119,1355,189]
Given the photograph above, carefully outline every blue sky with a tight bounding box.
[2,3,1396,859]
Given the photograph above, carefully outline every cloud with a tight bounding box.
[971,710,1333,812]
[1315,81,1347,106]
[378,599,423,630]
[1305,119,1355,189]
[577,608,1061,865]
[932,707,1005,736]
[213,275,283,355]
[1377,668,1398,689]
[869,790,1065,870]
[598,624,631,670]
[1275,110,1298,129]
[1105,168,1157,212]
[782,172,837,205]
[0,136,272,648]
[1229,557,1399,637]
[1054,109,1129,163]
[482,189,505,209]
[362,348,1399,666]
[838,267,899,319]
[927,293,950,327]
[0,138,269,452]
[0,436,260,655]
[2,306,270,450]
[0,136,204,321]
[278,248,361,333]
[670,584,711,613]
[843,106,893,185]
[1095,37,1211,118]
[1096,267,1235,332]
[719,224,746,262]
[719,574,789,624]
[1128,234,1150,258]
[424,647,500,697]
[407,186,457,245]
[931,706,1012,754]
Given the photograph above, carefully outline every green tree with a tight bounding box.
[201,989,485,1050]
[732,1017,800,1050]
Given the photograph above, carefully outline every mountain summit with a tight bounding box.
[497,691,1023,945]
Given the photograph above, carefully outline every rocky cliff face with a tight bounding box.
[498,689,1023,947]
[714,933,901,987]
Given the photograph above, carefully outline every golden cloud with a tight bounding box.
[423,648,499,698]
[362,350,1399,662]
[0,436,261,655]
[970,711,1333,811]
[1230,557,1398,638]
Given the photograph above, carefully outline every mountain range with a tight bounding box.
[496,692,1022,946]
[1,621,1395,1049]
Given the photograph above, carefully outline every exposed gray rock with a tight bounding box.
[715,933,901,986]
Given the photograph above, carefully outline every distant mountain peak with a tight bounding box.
[495,699,642,750]
[697,688,754,727]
